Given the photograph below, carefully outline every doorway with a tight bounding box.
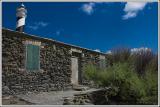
[71,56,79,85]
[71,51,82,85]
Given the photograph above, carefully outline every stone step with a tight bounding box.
[72,85,90,91]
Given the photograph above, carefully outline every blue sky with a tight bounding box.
[2,2,158,53]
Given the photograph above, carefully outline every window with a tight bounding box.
[99,55,106,69]
[26,44,40,71]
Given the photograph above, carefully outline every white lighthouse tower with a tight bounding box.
[16,3,27,32]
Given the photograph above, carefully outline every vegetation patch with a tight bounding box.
[84,48,158,105]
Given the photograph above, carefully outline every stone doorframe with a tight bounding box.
[71,48,82,85]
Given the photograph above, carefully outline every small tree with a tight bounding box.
[111,47,131,63]
[129,50,154,75]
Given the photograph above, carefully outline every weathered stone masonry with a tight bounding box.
[2,28,107,94]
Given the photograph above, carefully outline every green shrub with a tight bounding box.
[119,70,146,104]
[84,47,158,104]
[139,69,158,104]
[84,64,97,81]
[84,62,157,104]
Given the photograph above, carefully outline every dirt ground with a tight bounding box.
[2,95,33,105]
[2,88,97,105]
[16,90,79,105]
[2,90,81,105]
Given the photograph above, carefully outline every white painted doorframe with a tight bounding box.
[71,56,79,85]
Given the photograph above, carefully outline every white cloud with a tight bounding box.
[27,21,49,30]
[81,3,96,15]
[94,49,101,52]
[131,47,151,54]
[80,2,114,15]
[122,2,147,20]
[106,50,112,54]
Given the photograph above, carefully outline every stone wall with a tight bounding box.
[2,28,107,94]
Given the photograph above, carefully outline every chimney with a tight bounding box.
[16,3,27,32]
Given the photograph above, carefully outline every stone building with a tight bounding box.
[2,4,107,94]
[2,28,107,93]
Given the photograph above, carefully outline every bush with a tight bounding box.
[107,47,156,75]
[83,64,98,81]
[139,69,158,104]
[84,47,158,104]
[84,61,157,104]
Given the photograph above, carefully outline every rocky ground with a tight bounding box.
[16,90,80,105]
[2,85,109,105]
[2,95,33,105]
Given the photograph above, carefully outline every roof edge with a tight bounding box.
[2,27,106,55]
